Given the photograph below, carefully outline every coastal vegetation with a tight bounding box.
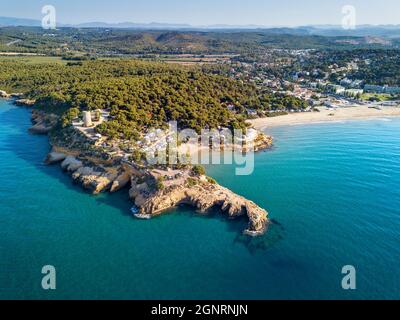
[0,58,306,139]
[191,165,206,176]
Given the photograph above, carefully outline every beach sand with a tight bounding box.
[249,106,400,130]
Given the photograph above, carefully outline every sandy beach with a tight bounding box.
[249,106,400,130]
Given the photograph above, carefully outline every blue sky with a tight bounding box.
[2,0,399,26]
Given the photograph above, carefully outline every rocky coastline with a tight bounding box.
[45,149,269,235]
[24,103,271,236]
[132,178,268,236]
[29,110,58,134]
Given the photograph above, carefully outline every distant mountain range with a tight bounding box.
[0,16,275,30]
[1,16,400,38]
[0,16,43,27]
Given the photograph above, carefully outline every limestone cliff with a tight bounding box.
[40,108,270,236]
[29,110,57,134]
[45,150,269,235]
[130,176,268,236]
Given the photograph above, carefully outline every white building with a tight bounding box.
[327,85,346,94]
[345,89,364,97]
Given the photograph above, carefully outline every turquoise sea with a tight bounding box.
[1,98,400,300]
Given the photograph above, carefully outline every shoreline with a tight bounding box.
[24,104,270,236]
[2,98,270,236]
[249,106,400,131]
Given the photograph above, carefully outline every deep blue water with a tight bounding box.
[1,99,400,300]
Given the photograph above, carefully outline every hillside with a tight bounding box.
[0,27,397,55]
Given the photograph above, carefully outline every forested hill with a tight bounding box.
[0,59,269,138]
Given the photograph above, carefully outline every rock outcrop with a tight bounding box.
[71,166,117,194]
[130,177,268,236]
[110,171,131,192]
[61,156,84,172]
[253,133,273,152]
[29,110,57,134]
[15,99,36,107]
[45,151,67,164]
[0,90,10,98]
[49,154,123,194]
[10,93,24,98]
[0,90,26,100]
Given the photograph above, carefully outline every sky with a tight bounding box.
[1,0,400,26]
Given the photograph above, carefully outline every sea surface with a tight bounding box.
[1,99,400,300]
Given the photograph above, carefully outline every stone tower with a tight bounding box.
[83,111,93,127]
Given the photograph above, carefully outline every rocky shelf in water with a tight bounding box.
[0,89,29,102]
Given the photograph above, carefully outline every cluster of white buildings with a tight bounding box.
[308,78,400,98]
[325,84,364,97]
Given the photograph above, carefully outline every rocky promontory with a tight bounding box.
[37,105,270,236]
[131,177,268,235]
[44,148,269,235]
[4,93,273,237]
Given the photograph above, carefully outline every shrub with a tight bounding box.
[187,177,198,187]
[206,177,217,185]
[192,165,206,176]
[155,177,165,191]
[60,107,80,127]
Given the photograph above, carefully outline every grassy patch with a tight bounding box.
[0,55,66,65]
[360,93,393,102]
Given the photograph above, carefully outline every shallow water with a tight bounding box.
[1,99,399,299]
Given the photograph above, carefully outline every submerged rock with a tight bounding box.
[81,173,116,194]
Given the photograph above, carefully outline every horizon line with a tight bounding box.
[1,16,400,29]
